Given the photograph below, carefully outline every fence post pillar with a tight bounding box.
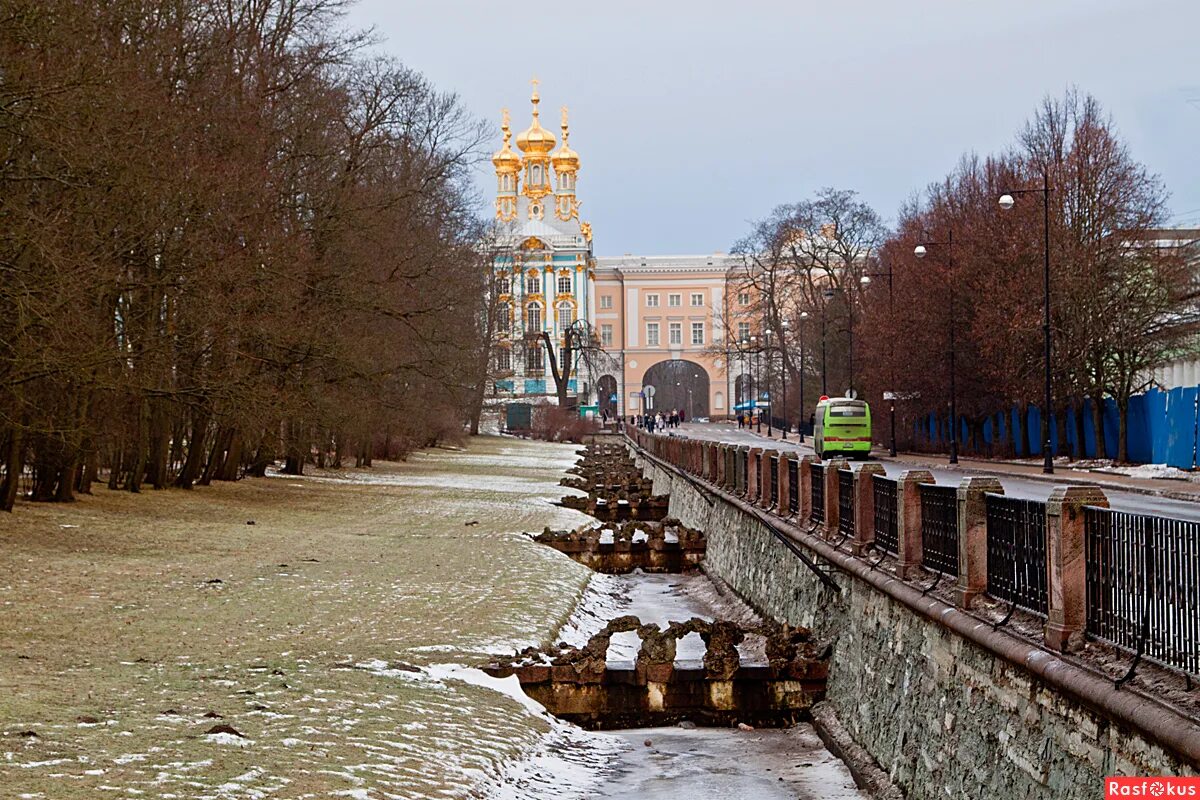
[777,453,793,517]
[736,445,749,494]
[954,477,1004,609]
[823,458,850,537]
[747,448,762,502]
[1045,485,1108,653]
[896,469,935,579]
[852,464,886,555]
[799,455,814,522]
[759,450,776,509]
[717,445,728,488]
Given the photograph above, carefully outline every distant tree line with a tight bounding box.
[731,90,1197,461]
[0,0,491,510]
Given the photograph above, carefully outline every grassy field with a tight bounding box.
[0,436,597,799]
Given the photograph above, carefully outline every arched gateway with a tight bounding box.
[642,360,710,419]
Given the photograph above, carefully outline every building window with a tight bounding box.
[646,322,660,347]
[668,293,681,307]
[557,274,571,294]
[497,303,511,333]
[557,301,574,330]
[669,322,682,345]
[691,322,704,345]
[526,302,542,331]
[496,348,511,372]
[525,341,542,372]
[526,274,541,295]
[600,295,613,309]
[691,292,704,307]
[737,321,750,342]
[601,324,613,347]
[738,291,750,305]
[646,293,659,308]
[497,275,511,295]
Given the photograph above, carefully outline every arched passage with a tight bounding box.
[597,374,619,417]
[642,360,710,419]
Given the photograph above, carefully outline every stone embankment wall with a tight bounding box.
[635,450,1197,800]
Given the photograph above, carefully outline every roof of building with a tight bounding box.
[593,253,743,273]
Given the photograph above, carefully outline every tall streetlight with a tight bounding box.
[798,311,809,442]
[999,169,1054,474]
[860,266,897,457]
[750,334,761,433]
[780,319,791,440]
[914,232,958,465]
[763,329,774,438]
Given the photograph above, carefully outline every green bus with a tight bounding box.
[814,397,872,459]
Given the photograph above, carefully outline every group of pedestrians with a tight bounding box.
[735,410,757,429]
[632,408,686,433]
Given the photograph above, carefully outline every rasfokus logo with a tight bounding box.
[1106,777,1200,798]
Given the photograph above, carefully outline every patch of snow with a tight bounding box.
[203,732,252,748]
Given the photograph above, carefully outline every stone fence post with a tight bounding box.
[852,464,886,555]
[777,453,793,517]
[1045,486,1109,652]
[759,450,777,509]
[747,447,762,502]
[954,477,1003,609]
[896,469,935,579]
[716,445,728,488]
[799,455,814,522]
[823,458,850,537]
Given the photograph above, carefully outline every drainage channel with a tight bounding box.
[493,441,868,799]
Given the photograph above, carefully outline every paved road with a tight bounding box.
[652,423,1200,522]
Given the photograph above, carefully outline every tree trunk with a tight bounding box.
[126,395,149,493]
[1116,397,1129,464]
[1072,398,1088,460]
[1091,392,1108,460]
[1,427,22,512]
[174,408,211,488]
[217,431,242,481]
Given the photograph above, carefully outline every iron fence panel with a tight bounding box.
[873,475,898,555]
[920,484,959,576]
[1085,507,1199,677]
[985,494,1048,616]
[838,469,855,538]
[810,464,825,523]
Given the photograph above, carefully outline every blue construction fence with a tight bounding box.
[913,386,1200,468]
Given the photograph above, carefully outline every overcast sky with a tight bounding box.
[345,0,1200,256]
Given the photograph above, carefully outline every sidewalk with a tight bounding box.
[674,422,1200,504]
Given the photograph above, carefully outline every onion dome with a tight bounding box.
[492,109,521,173]
[551,107,580,173]
[516,82,557,155]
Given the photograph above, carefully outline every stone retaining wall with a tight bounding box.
[635,452,1197,800]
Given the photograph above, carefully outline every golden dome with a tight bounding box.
[516,81,556,155]
[492,109,521,173]
[551,106,579,173]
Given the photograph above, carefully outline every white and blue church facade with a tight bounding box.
[490,82,596,404]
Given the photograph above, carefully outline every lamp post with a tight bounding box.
[820,292,831,396]
[748,335,758,434]
[860,266,897,456]
[914,232,958,465]
[798,311,809,443]
[999,169,1054,474]
[780,319,790,440]
[763,329,774,438]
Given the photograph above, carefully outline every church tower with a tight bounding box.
[551,107,580,221]
[515,81,556,220]
[492,109,520,222]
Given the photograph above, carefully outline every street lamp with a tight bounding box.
[860,266,898,457]
[763,329,774,438]
[999,169,1054,475]
[750,334,762,433]
[914,232,958,465]
[781,319,790,440]
[798,311,809,443]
